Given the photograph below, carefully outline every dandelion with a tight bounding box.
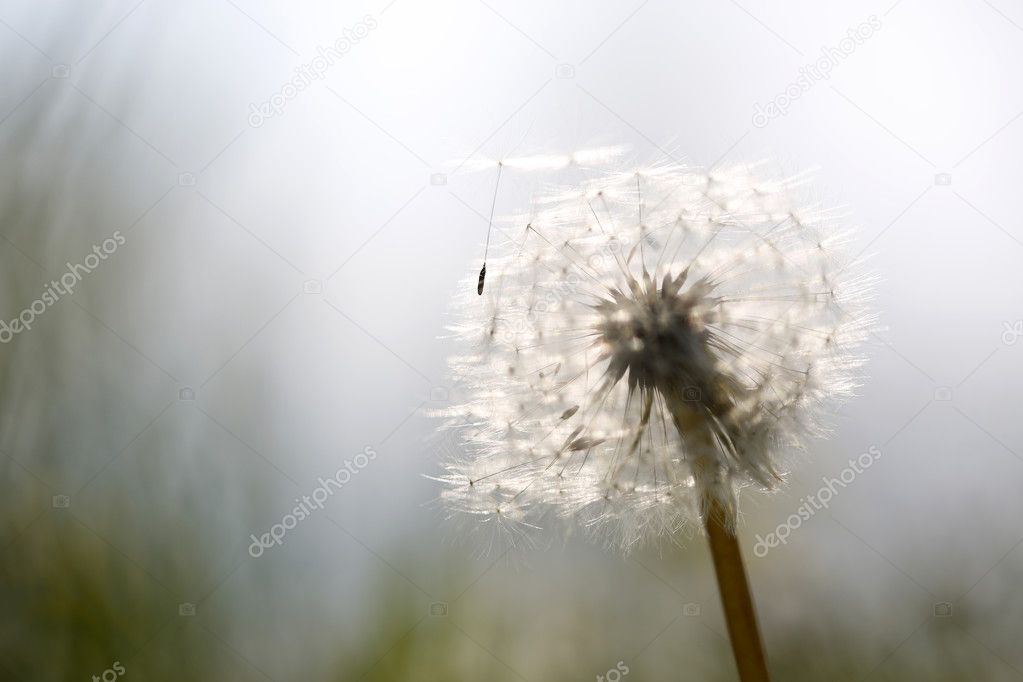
[433,159,874,680]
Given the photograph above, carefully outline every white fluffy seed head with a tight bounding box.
[433,161,875,552]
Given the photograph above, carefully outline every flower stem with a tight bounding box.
[703,497,770,682]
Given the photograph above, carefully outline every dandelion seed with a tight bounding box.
[477,163,503,296]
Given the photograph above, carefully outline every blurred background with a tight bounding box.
[1,1,1021,680]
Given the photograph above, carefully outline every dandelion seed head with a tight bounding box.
[434,161,875,552]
